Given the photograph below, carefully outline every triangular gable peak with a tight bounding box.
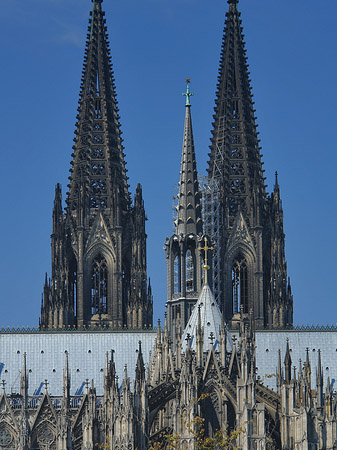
[165,347,176,382]
[31,389,57,430]
[203,348,222,382]
[226,211,255,258]
[228,343,241,380]
[85,212,114,255]
[0,391,19,434]
[30,389,57,448]
[72,392,89,436]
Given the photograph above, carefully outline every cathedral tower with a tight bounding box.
[204,0,293,328]
[165,81,204,336]
[40,0,152,329]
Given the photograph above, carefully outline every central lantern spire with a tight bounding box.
[40,0,153,330]
[165,80,206,339]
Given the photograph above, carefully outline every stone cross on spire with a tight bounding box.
[198,237,214,285]
[182,79,194,106]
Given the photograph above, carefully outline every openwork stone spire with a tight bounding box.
[67,0,129,216]
[208,0,265,226]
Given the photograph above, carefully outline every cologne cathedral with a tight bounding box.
[0,1,336,450]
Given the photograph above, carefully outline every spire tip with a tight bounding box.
[182,79,194,106]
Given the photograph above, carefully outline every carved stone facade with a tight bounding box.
[204,0,293,329]
[40,0,152,329]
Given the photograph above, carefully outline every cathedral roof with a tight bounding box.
[0,331,156,396]
[182,283,232,353]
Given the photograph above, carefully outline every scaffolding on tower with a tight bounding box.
[199,176,222,307]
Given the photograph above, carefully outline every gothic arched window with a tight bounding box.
[0,425,16,450]
[232,255,248,314]
[174,254,180,294]
[69,256,77,317]
[185,249,194,292]
[91,254,108,315]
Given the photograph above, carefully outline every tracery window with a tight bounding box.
[0,425,15,450]
[232,255,248,314]
[185,249,194,292]
[91,254,108,315]
[36,425,56,450]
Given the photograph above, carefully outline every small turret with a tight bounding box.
[20,352,28,408]
[135,341,145,382]
[316,349,323,410]
[52,183,63,234]
[284,339,292,384]
[277,349,282,394]
[63,351,70,407]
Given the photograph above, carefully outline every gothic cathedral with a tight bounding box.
[0,1,336,450]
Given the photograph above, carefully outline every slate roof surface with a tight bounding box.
[231,329,337,391]
[0,331,156,396]
[1,327,336,397]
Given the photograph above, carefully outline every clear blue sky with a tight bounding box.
[0,0,336,328]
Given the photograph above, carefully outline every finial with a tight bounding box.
[198,237,214,285]
[274,171,279,188]
[90,0,103,42]
[228,0,239,4]
[182,78,194,106]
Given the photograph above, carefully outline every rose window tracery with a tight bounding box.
[0,426,15,450]
[36,424,56,449]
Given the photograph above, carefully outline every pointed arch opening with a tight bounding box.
[91,254,108,315]
[0,424,16,450]
[68,255,77,322]
[32,423,56,450]
[185,249,195,293]
[173,254,181,294]
[232,254,248,314]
